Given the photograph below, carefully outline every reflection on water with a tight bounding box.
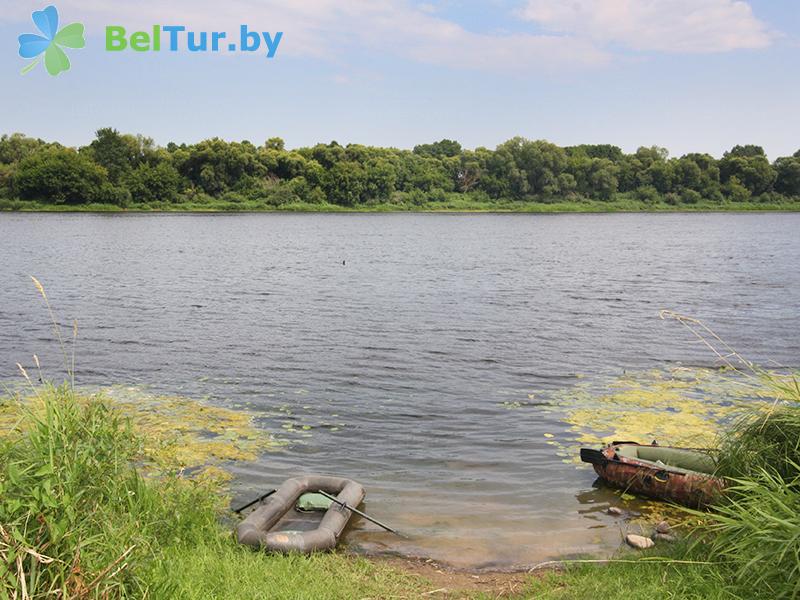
[1,212,799,568]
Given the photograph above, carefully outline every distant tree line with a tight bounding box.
[1,129,798,209]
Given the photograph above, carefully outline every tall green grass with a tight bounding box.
[716,403,800,482]
[0,385,427,598]
[700,385,800,599]
[0,385,220,597]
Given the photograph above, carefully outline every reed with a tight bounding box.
[696,374,800,599]
[0,384,215,597]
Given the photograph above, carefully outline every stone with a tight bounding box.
[655,533,678,543]
[656,521,671,534]
[626,534,655,550]
[607,507,623,516]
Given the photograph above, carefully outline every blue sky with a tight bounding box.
[1,0,798,158]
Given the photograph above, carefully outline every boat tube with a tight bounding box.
[580,441,725,507]
[236,475,365,553]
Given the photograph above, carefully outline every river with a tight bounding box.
[1,212,798,568]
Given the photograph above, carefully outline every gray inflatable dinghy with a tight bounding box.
[236,475,365,553]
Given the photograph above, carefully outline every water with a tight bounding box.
[1,212,798,569]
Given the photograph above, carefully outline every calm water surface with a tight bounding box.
[1,213,798,568]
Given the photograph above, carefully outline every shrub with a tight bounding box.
[634,185,661,204]
[680,188,703,205]
[97,182,132,207]
[13,147,107,204]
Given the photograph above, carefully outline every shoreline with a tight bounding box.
[3,205,800,215]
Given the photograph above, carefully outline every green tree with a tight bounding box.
[774,156,800,197]
[720,147,776,196]
[125,160,181,203]
[175,138,265,194]
[323,161,367,206]
[14,147,107,204]
[726,144,767,158]
[265,137,285,151]
[364,158,397,201]
[84,128,154,183]
[647,160,675,194]
[570,156,618,200]
[0,133,46,164]
[413,139,462,158]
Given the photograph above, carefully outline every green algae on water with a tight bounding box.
[541,367,780,465]
[1,385,280,477]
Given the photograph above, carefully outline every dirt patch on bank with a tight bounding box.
[372,556,535,598]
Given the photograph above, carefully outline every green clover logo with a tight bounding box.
[18,5,85,76]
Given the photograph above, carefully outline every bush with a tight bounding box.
[125,161,181,204]
[97,182,132,207]
[0,198,23,210]
[13,147,108,204]
[680,188,703,205]
[220,190,248,204]
[724,177,751,202]
[634,185,661,204]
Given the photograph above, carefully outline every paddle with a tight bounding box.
[317,490,407,538]
[580,448,608,466]
[232,489,277,514]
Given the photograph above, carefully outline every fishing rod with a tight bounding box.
[232,489,277,514]
[317,490,407,539]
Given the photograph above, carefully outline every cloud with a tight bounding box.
[2,0,772,74]
[2,0,609,71]
[519,0,773,53]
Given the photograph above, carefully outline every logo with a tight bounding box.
[104,26,282,57]
[18,5,85,76]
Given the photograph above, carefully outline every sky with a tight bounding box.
[1,0,798,158]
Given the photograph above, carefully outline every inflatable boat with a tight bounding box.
[580,441,725,507]
[236,475,365,553]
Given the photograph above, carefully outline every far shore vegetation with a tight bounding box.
[1,130,799,212]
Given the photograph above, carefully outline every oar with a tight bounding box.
[317,490,407,538]
[580,448,608,466]
[232,489,277,514]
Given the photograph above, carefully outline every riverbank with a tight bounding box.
[0,384,540,598]
[3,198,800,213]
[2,369,797,599]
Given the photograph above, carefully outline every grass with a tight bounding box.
[715,403,800,482]
[165,548,420,600]
[525,548,737,600]
[0,384,204,597]
[0,384,429,599]
[3,197,800,213]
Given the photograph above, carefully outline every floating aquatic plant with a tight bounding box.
[1,385,281,480]
[540,366,779,466]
